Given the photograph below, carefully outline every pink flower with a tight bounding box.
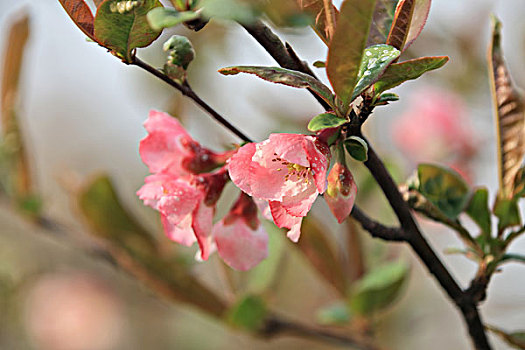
[214,193,268,271]
[139,110,233,176]
[392,87,475,164]
[137,169,229,260]
[228,133,330,242]
[324,162,357,223]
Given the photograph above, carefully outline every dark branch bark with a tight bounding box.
[351,206,406,241]
[241,21,332,111]
[131,56,253,143]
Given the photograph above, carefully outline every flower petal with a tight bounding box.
[214,220,268,271]
[228,143,286,201]
[192,203,215,260]
[161,214,196,246]
[269,201,303,242]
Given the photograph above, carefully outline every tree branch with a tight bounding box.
[351,205,406,241]
[131,56,253,143]
[261,316,383,350]
[241,21,332,111]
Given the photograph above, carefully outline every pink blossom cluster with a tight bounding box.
[392,87,476,179]
[138,110,357,270]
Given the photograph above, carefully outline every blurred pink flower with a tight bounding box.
[392,87,475,169]
[214,192,268,271]
[25,273,124,350]
[228,133,330,242]
[324,162,358,223]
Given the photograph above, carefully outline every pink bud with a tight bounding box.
[325,162,357,223]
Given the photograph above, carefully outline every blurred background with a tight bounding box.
[0,0,524,349]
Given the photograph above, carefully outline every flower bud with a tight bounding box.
[325,162,357,223]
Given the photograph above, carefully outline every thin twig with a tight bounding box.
[131,56,252,143]
[351,206,405,241]
[262,316,384,350]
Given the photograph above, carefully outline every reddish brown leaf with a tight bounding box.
[297,0,339,45]
[93,0,104,7]
[386,0,415,50]
[58,0,96,41]
[1,12,33,202]
[488,17,525,198]
[403,0,431,50]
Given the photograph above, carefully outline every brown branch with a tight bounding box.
[130,56,253,143]
[242,19,492,349]
[241,20,332,110]
[351,206,406,241]
[261,316,384,350]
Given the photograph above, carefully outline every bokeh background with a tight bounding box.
[1,0,525,349]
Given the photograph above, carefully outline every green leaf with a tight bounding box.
[326,0,377,106]
[488,16,525,199]
[18,195,43,217]
[344,136,369,162]
[417,163,470,220]
[500,254,525,265]
[164,35,195,68]
[373,92,399,105]
[219,66,335,107]
[227,295,268,332]
[351,44,400,101]
[307,113,346,132]
[78,175,157,257]
[147,7,199,30]
[367,0,399,46]
[200,0,259,24]
[316,301,351,325]
[94,0,163,62]
[465,187,492,239]
[313,60,326,68]
[374,56,449,94]
[349,261,409,315]
[493,197,521,232]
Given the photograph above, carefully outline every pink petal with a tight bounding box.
[214,220,268,271]
[192,203,215,260]
[228,143,287,201]
[161,214,196,246]
[267,133,309,166]
[139,112,193,176]
[253,198,273,221]
[280,181,318,217]
[144,110,191,137]
[269,201,303,242]
[304,137,330,193]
